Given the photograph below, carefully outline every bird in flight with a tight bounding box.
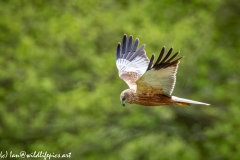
[116,34,210,107]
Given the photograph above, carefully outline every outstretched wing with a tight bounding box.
[136,47,183,96]
[116,34,150,90]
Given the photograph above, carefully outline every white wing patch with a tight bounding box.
[116,56,149,90]
[116,56,149,77]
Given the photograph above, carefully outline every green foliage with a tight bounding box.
[0,0,239,159]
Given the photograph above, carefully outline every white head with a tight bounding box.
[120,89,134,107]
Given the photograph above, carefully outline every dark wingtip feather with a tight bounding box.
[151,47,183,70]
[147,54,155,70]
[132,38,139,52]
[116,42,121,60]
[161,47,173,63]
[166,51,180,63]
[154,46,165,67]
[127,35,133,52]
[137,44,146,52]
[161,53,183,68]
[121,34,127,54]
[166,56,183,67]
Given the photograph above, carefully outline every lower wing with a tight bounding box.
[136,47,182,96]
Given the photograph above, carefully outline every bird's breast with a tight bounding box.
[131,94,174,106]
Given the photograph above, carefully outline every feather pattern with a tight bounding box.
[136,47,182,96]
[116,34,149,88]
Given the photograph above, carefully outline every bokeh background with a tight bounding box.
[1,0,240,159]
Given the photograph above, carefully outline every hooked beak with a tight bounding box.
[122,100,125,107]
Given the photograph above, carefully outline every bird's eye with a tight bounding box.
[122,97,126,101]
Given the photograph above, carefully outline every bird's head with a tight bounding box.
[120,89,134,107]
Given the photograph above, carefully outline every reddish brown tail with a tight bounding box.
[174,102,190,106]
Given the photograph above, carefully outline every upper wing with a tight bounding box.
[116,34,150,90]
[136,47,183,96]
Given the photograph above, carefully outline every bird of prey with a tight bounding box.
[116,34,210,107]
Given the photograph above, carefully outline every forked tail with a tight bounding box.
[172,96,210,106]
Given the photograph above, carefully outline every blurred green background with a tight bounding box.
[0,0,240,159]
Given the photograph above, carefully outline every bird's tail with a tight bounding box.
[172,96,210,106]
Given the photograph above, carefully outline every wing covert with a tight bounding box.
[136,47,183,96]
